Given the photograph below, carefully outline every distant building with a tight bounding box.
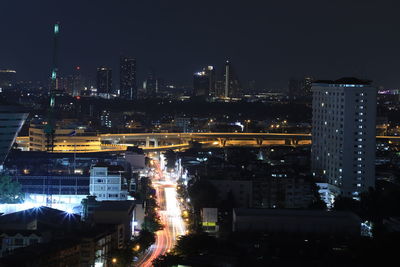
[100,110,112,128]
[89,165,128,201]
[210,175,314,209]
[311,78,377,204]
[304,76,313,96]
[223,61,241,98]
[0,70,16,91]
[193,66,215,97]
[288,76,314,100]
[120,56,137,100]
[28,121,101,152]
[0,103,28,166]
[125,147,145,169]
[143,69,158,97]
[201,208,219,233]
[233,208,361,236]
[174,117,191,132]
[96,66,112,96]
[89,200,135,247]
[65,66,84,96]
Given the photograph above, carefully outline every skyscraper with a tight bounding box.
[143,69,158,97]
[311,78,377,204]
[120,56,137,100]
[223,61,241,98]
[303,76,314,96]
[288,76,314,100]
[205,66,216,96]
[193,66,215,97]
[65,66,83,96]
[96,66,112,96]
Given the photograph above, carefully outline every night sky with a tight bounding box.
[1,0,399,89]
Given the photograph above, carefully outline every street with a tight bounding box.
[135,159,186,266]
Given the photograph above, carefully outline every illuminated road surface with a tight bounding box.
[135,162,186,267]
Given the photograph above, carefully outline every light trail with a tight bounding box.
[135,159,186,267]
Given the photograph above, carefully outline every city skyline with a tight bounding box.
[2,1,400,266]
[1,0,400,89]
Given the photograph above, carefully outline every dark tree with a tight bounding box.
[153,253,184,267]
[174,233,217,257]
[164,150,177,169]
[0,175,24,204]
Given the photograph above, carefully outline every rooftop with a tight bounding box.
[0,206,81,229]
[313,77,372,86]
[234,208,360,220]
[94,200,135,212]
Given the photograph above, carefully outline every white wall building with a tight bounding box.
[311,78,377,201]
[90,166,128,201]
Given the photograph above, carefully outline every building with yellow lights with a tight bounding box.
[29,121,101,152]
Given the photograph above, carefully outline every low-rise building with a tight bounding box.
[89,165,128,201]
[233,208,361,236]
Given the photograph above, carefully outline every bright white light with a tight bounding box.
[65,207,74,214]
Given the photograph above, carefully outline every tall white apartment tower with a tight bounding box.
[311,78,377,202]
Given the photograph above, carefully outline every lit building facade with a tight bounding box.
[223,61,241,98]
[65,66,83,96]
[89,166,128,201]
[96,66,112,96]
[193,66,215,97]
[120,56,137,100]
[288,76,314,100]
[311,78,377,203]
[29,123,101,152]
[100,110,112,128]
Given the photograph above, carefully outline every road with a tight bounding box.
[135,161,186,267]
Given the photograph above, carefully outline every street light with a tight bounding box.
[112,258,117,264]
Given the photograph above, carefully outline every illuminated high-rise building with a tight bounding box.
[96,66,112,96]
[119,56,137,100]
[304,76,314,96]
[311,78,377,205]
[223,61,241,98]
[288,76,314,100]
[65,66,83,96]
[193,66,215,97]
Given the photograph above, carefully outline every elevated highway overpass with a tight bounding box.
[99,132,400,150]
[100,132,313,147]
[17,133,400,153]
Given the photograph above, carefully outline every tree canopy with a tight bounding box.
[0,174,24,204]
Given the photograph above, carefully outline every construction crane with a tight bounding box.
[44,23,60,207]
[44,22,59,152]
